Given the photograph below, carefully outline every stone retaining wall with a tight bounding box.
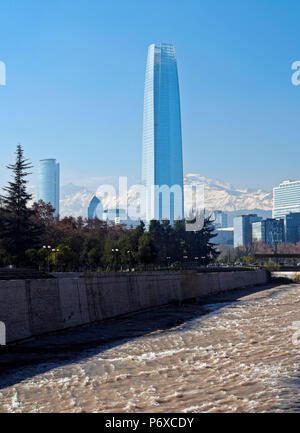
[0,270,268,344]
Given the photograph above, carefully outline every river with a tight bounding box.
[0,282,299,413]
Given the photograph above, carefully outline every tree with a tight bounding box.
[55,245,76,271]
[0,144,40,265]
[137,232,157,268]
[31,200,56,226]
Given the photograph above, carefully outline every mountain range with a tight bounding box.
[59,174,273,224]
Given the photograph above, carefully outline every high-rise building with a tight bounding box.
[212,210,228,228]
[273,180,300,219]
[38,159,60,216]
[142,43,184,224]
[252,218,284,245]
[88,196,102,219]
[283,212,300,244]
[233,214,262,248]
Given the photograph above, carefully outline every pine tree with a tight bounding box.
[1,144,37,266]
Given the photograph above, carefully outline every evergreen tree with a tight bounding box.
[1,144,39,265]
[192,216,219,265]
[137,232,157,268]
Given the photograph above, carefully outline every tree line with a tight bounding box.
[0,145,219,271]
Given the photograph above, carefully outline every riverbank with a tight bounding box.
[0,269,268,344]
[0,282,299,412]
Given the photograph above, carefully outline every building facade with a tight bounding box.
[38,159,60,216]
[214,227,233,246]
[283,212,300,244]
[103,208,127,224]
[233,214,262,248]
[252,218,284,245]
[88,196,102,219]
[212,210,228,229]
[273,180,300,219]
[142,43,184,224]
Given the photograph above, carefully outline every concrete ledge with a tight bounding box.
[0,269,268,343]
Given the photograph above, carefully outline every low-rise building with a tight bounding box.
[214,227,234,246]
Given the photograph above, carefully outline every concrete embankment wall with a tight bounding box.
[0,270,268,344]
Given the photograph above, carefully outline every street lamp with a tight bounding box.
[127,250,133,271]
[43,245,52,272]
[183,255,188,269]
[112,248,120,271]
[52,248,60,271]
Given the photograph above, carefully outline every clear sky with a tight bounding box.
[0,0,300,191]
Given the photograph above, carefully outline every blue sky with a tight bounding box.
[0,0,300,191]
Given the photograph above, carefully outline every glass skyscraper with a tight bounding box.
[284,212,300,244]
[142,43,184,223]
[88,196,102,219]
[273,180,300,219]
[252,218,284,245]
[38,159,60,216]
[233,214,262,247]
[212,210,228,228]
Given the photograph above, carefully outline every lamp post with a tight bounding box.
[43,245,52,272]
[112,248,119,271]
[183,255,188,269]
[127,250,133,271]
[52,248,60,271]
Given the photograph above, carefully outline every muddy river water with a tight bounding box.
[0,283,299,413]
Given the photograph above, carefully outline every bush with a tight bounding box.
[263,261,280,271]
[293,274,300,283]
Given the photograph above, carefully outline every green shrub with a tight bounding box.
[263,261,280,271]
[293,274,300,283]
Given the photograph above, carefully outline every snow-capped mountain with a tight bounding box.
[59,175,273,218]
[60,184,94,218]
[184,174,272,212]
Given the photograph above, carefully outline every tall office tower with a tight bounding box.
[252,218,284,245]
[212,210,228,228]
[142,43,184,224]
[38,159,60,216]
[273,180,300,219]
[283,212,300,244]
[233,214,262,248]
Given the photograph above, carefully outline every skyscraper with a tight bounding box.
[273,180,300,219]
[252,218,285,245]
[142,43,184,224]
[212,210,228,228]
[88,196,102,219]
[233,214,262,248]
[284,212,300,244]
[38,159,60,216]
